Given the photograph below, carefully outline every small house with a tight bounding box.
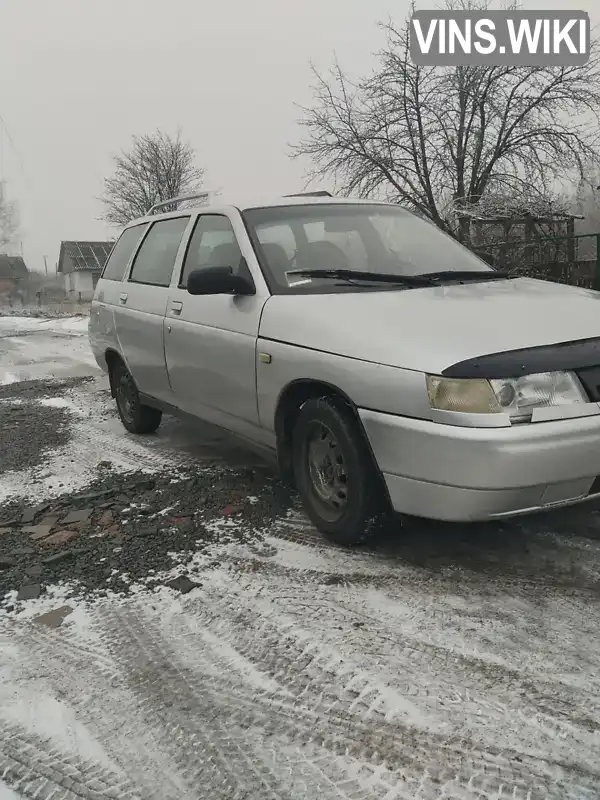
[57,241,114,301]
[0,255,29,303]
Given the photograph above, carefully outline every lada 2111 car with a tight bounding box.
[89,191,600,544]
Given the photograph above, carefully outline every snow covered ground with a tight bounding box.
[0,316,90,336]
[0,314,97,386]
[1,317,599,799]
[0,783,20,800]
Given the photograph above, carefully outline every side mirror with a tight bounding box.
[186,266,255,296]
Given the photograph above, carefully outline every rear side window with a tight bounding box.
[101,223,149,281]
[129,216,190,287]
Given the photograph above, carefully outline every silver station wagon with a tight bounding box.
[90,191,600,545]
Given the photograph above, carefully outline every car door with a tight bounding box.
[90,222,151,364]
[164,211,270,443]
[114,214,192,402]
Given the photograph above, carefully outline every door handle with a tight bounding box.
[119,293,128,304]
[171,301,183,315]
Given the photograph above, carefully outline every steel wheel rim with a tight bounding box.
[306,422,348,522]
[117,376,136,424]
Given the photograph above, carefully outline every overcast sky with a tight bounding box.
[0,0,597,273]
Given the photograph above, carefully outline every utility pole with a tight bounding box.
[44,255,48,276]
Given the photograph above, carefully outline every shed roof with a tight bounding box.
[0,255,28,280]
[58,241,114,273]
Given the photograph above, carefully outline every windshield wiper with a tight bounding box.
[287,269,435,286]
[415,270,513,282]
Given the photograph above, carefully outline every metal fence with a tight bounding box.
[473,232,600,289]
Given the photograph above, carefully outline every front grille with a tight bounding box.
[575,365,600,402]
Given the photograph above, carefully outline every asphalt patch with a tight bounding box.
[0,467,295,610]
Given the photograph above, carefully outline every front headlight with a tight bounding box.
[489,371,587,423]
[427,372,587,422]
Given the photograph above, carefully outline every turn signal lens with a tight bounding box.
[426,376,502,413]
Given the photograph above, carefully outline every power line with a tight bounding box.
[0,113,26,179]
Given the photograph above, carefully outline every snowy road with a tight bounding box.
[1,315,599,799]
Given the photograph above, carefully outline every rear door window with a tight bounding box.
[101,223,149,281]
[129,216,190,287]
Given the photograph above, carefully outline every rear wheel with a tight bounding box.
[111,361,162,434]
[292,397,388,545]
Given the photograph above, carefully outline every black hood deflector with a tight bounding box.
[442,337,600,379]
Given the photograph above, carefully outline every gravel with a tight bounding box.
[0,466,295,609]
[0,307,89,320]
[0,403,72,475]
[0,378,97,475]
[0,376,92,401]
[0,373,297,610]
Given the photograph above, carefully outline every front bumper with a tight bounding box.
[358,409,600,521]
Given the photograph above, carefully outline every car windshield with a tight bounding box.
[243,203,495,294]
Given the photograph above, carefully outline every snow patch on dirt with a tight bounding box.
[0,316,89,337]
[261,534,408,576]
[39,397,85,412]
[1,584,76,621]
[0,380,187,504]
[0,678,122,776]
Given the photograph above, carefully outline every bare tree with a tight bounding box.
[0,181,18,250]
[101,129,204,226]
[293,0,600,239]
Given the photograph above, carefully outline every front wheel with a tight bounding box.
[292,397,388,545]
[111,361,162,434]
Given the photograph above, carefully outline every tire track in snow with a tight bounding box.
[92,602,380,800]
[269,504,341,551]
[0,723,141,800]
[1,625,191,800]
[3,587,599,799]
[269,499,600,593]
[9,557,600,796]
[7,620,364,799]
[94,594,600,799]
[186,566,595,732]
[168,571,600,797]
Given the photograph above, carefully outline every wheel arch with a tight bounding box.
[104,348,126,398]
[274,378,376,485]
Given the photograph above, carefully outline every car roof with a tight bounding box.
[125,195,400,228]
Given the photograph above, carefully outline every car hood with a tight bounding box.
[259,278,600,373]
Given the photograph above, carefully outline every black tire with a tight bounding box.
[292,397,389,546]
[111,361,162,435]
